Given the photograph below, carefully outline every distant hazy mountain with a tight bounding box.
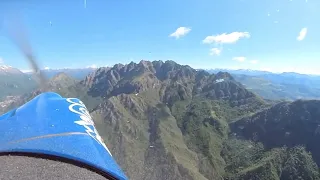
[205,69,320,100]
[0,66,95,100]
[41,68,96,79]
[205,69,273,76]
[0,65,25,75]
[24,68,97,80]
[0,66,37,100]
[206,68,320,86]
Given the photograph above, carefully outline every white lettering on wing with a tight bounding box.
[66,98,112,156]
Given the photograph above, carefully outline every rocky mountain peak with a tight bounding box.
[50,72,71,82]
[79,60,264,112]
[214,72,234,81]
[113,63,125,70]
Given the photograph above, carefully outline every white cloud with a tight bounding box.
[232,56,246,62]
[44,67,50,70]
[297,27,307,41]
[203,32,250,44]
[209,48,222,56]
[87,64,98,68]
[169,27,191,39]
[250,60,258,64]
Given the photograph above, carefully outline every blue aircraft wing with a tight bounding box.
[0,92,128,180]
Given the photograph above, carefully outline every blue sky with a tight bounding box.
[0,0,319,74]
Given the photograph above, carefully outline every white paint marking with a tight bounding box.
[66,98,112,156]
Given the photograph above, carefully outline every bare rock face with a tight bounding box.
[81,60,261,108]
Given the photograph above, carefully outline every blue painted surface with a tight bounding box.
[0,92,128,180]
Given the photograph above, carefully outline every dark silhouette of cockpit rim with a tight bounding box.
[0,152,119,180]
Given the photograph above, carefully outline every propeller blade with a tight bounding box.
[3,12,48,91]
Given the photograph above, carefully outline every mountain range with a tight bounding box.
[2,65,320,102]
[2,60,320,179]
